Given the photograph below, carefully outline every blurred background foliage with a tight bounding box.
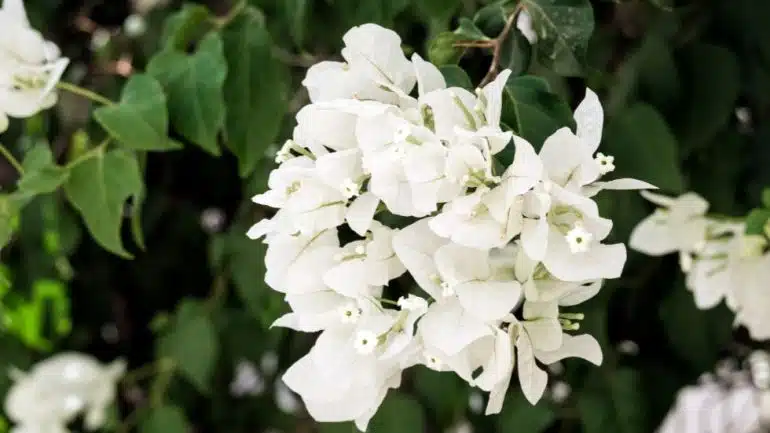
[1,0,770,432]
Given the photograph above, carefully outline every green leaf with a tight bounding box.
[221,8,288,177]
[522,0,595,76]
[473,1,508,36]
[746,209,770,236]
[148,33,227,156]
[501,75,574,149]
[762,189,770,209]
[498,390,555,433]
[16,144,68,197]
[499,28,533,76]
[284,0,310,47]
[161,4,214,50]
[428,32,466,66]
[578,368,648,433]
[603,103,684,193]
[158,301,218,393]
[660,282,734,371]
[439,65,473,90]
[368,393,424,433]
[64,149,144,258]
[678,44,740,152]
[94,75,181,152]
[0,194,21,250]
[418,0,461,22]
[141,406,190,433]
[454,17,489,40]
[413,366,467,422]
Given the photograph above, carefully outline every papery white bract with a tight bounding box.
[0,0,69,133]
[4,353,126,433]
[247,21,653,430]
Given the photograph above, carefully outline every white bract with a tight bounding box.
[247,22,653,430]
[5,353,126,433]
[0,0,69,133]
[631,191,770,341]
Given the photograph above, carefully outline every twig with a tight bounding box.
[453,40,495,49]
[479,4,524,87]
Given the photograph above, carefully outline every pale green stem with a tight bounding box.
[56,82,115,106]
[0,143,24,175]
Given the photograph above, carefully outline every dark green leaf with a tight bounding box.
[499,28,533,76]
[158,301,218,393]
[141,406,190,433]
[473,1,508,36]
[603,103,684,193]
[148,32,227,155]
[501,75,574,149]
[678,44,740,152]
[428,32,466,66]
[498,390,555,433]
[579,368,648,433]
[762,189,770,209]
[222,8,288,177]
[368,393,424,433]
[161,4,213,50]
[94,75,181,152]
[418,0,461,22]
[522,0,595,76]
[64,149,144,258]
[454,17,489,41]
[660,282,734,371]
[439,65,473,90]
[413,366,467,423]
[284,0,310,47]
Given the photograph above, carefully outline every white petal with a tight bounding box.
[516,333,548,405]
[2,0,29,26]
[523,319,563,352]
[558,280,603,306]
[342,23,416,93]
[573,88,604,153]
[419,299,493,355]
[412,53,446,95]
[544,228,627,282]
[521,217,549,261]
[503,135,543,195]
[294,105,358,151]
[583,178,657,197]
[456,280,522,322]
[639,190,675,208]
[482,69,512,127]
[392,220,447,299]
[539,127,597,188]
[434,243,491,283]
[346,192,380,236]
[534,334,603,366]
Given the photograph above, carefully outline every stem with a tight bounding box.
[122,357,175,386]
[213,0,247,29]
[205,273,229,311]
[56,82,115,106]
[115,408,143,433]
[479,4,524,87]
[66,139,109,169]
[0,143,24,176]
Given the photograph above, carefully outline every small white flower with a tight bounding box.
[354,244,366,255]
[397,295,428,312]
[338,303,362,324]
[594,152,615,174]
[565,222,593,253]
[353,330,379,354]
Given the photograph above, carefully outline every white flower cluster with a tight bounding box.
[248,23,655,430]
[4,353,125,433]
[631,191,770,340]
[0,0,69,134]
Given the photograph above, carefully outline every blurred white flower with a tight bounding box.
[230,360,265,397]
[5,353,125,433]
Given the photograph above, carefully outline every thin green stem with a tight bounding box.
[122,357,175,386]
[0,143,24,175]
[212,0,247,29]
[66,139,109,169]
[56,82,115,106]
